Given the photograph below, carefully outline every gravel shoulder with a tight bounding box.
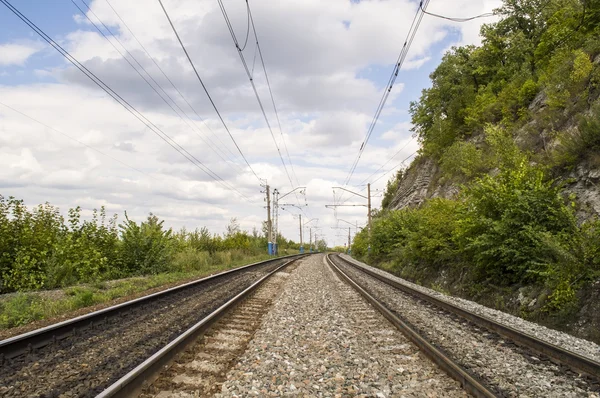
[0,261,283,398]
[217,253,467,397]
[341,254,600,364]
[336,255,599,397]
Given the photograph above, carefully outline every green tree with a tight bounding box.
[119,213,174,276]
[456,161,578,284]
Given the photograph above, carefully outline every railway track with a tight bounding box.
[327,253,600,397]
[0,254,306,397]
[138,258,302,397]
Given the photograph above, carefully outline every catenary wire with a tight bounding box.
[245,0,306,212]
[420,2,494,22]
[0,101,153,180]
[215,0,296,192]
[358,135,416,186]
[217,0,310,221]
[0,0,253,202]
[342,0,429,190]
[72,0,245,177]
[372,151,418,184]
[248,2,301,189]
[103,0,241,163]
[157,0,262,182]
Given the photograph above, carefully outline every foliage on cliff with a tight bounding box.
[355,0,600,314]
[410,0,600,162]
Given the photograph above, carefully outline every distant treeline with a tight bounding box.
[0,195,296,293]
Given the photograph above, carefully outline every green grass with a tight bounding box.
[0,252,285,330]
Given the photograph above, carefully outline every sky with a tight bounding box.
[0,0,502,248]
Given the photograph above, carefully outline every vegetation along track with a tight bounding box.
[0,254,305,398]
[327,254,600,398]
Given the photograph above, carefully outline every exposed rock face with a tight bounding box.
[388,158,438,210]
[565,162,600,221]
[388,157,460,211]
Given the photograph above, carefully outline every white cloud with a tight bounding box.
[0,0,497,244]
[0,42,41,66]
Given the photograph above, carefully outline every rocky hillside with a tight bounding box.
[354,0,600,342]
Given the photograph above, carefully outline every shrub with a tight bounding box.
[119,213,175,276]
[0,294,45,328]
[551,103,600,169]
[456,161,578,284]
[402,199,462,268]
[170,249,211,272]
[440,141,487,180]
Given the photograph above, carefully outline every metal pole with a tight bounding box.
[272,189,278,255]
[299,214,303,253]
[367,183,372,234]
[309,228,312,253]
[367,182,372,253]
[266,185,273,255]
[348,227,351,254]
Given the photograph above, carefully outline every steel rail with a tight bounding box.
[97,255,303,397]
[333,254,600,379]
[326,254,497,398]
[0,253,305,360]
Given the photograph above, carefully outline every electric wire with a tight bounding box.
[0,0,253,202]
[358,135,416,186]
[371,151,417,184]
[157,0,262,182]
[215,0,296,192]
[248,3,301,189]
[72,0,244,176]
[103,0,241,164]
[420,2,494,22]
[0,101,153,180]
[245,0,306,212]
[342,0,429,190]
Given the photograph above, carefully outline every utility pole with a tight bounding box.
[265,184,273,255]
[272,189,279,255]
[309,228,312,253]
[299,214,303,253]
[348,227,351,254]
[367,182,372,240]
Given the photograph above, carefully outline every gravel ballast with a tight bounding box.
[335,255,600,397]
[142,261,301,397]
[340,254,600,363]
[0,260,287,398]
[217,254,467,397]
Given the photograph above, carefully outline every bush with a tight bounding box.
[170,249,211,272]
[551,103,600,169]
[402,199,462,268]
[456,161,578,284]
[0,294,45,328]
[118,213,175,276]
[440,141,487,180]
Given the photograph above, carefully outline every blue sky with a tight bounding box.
[0,0,501,246]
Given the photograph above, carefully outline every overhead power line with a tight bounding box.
[342,0,430,189]
[358,135,416,186]
[157,0,262,182]
[103,0,241,164]
[372,151,417,184]
[0,101,152,179]
[420,3,494,22]
[216,0,295,191]
[0,0,252,202]
[71,0,245,176]
[247,3,301,189]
